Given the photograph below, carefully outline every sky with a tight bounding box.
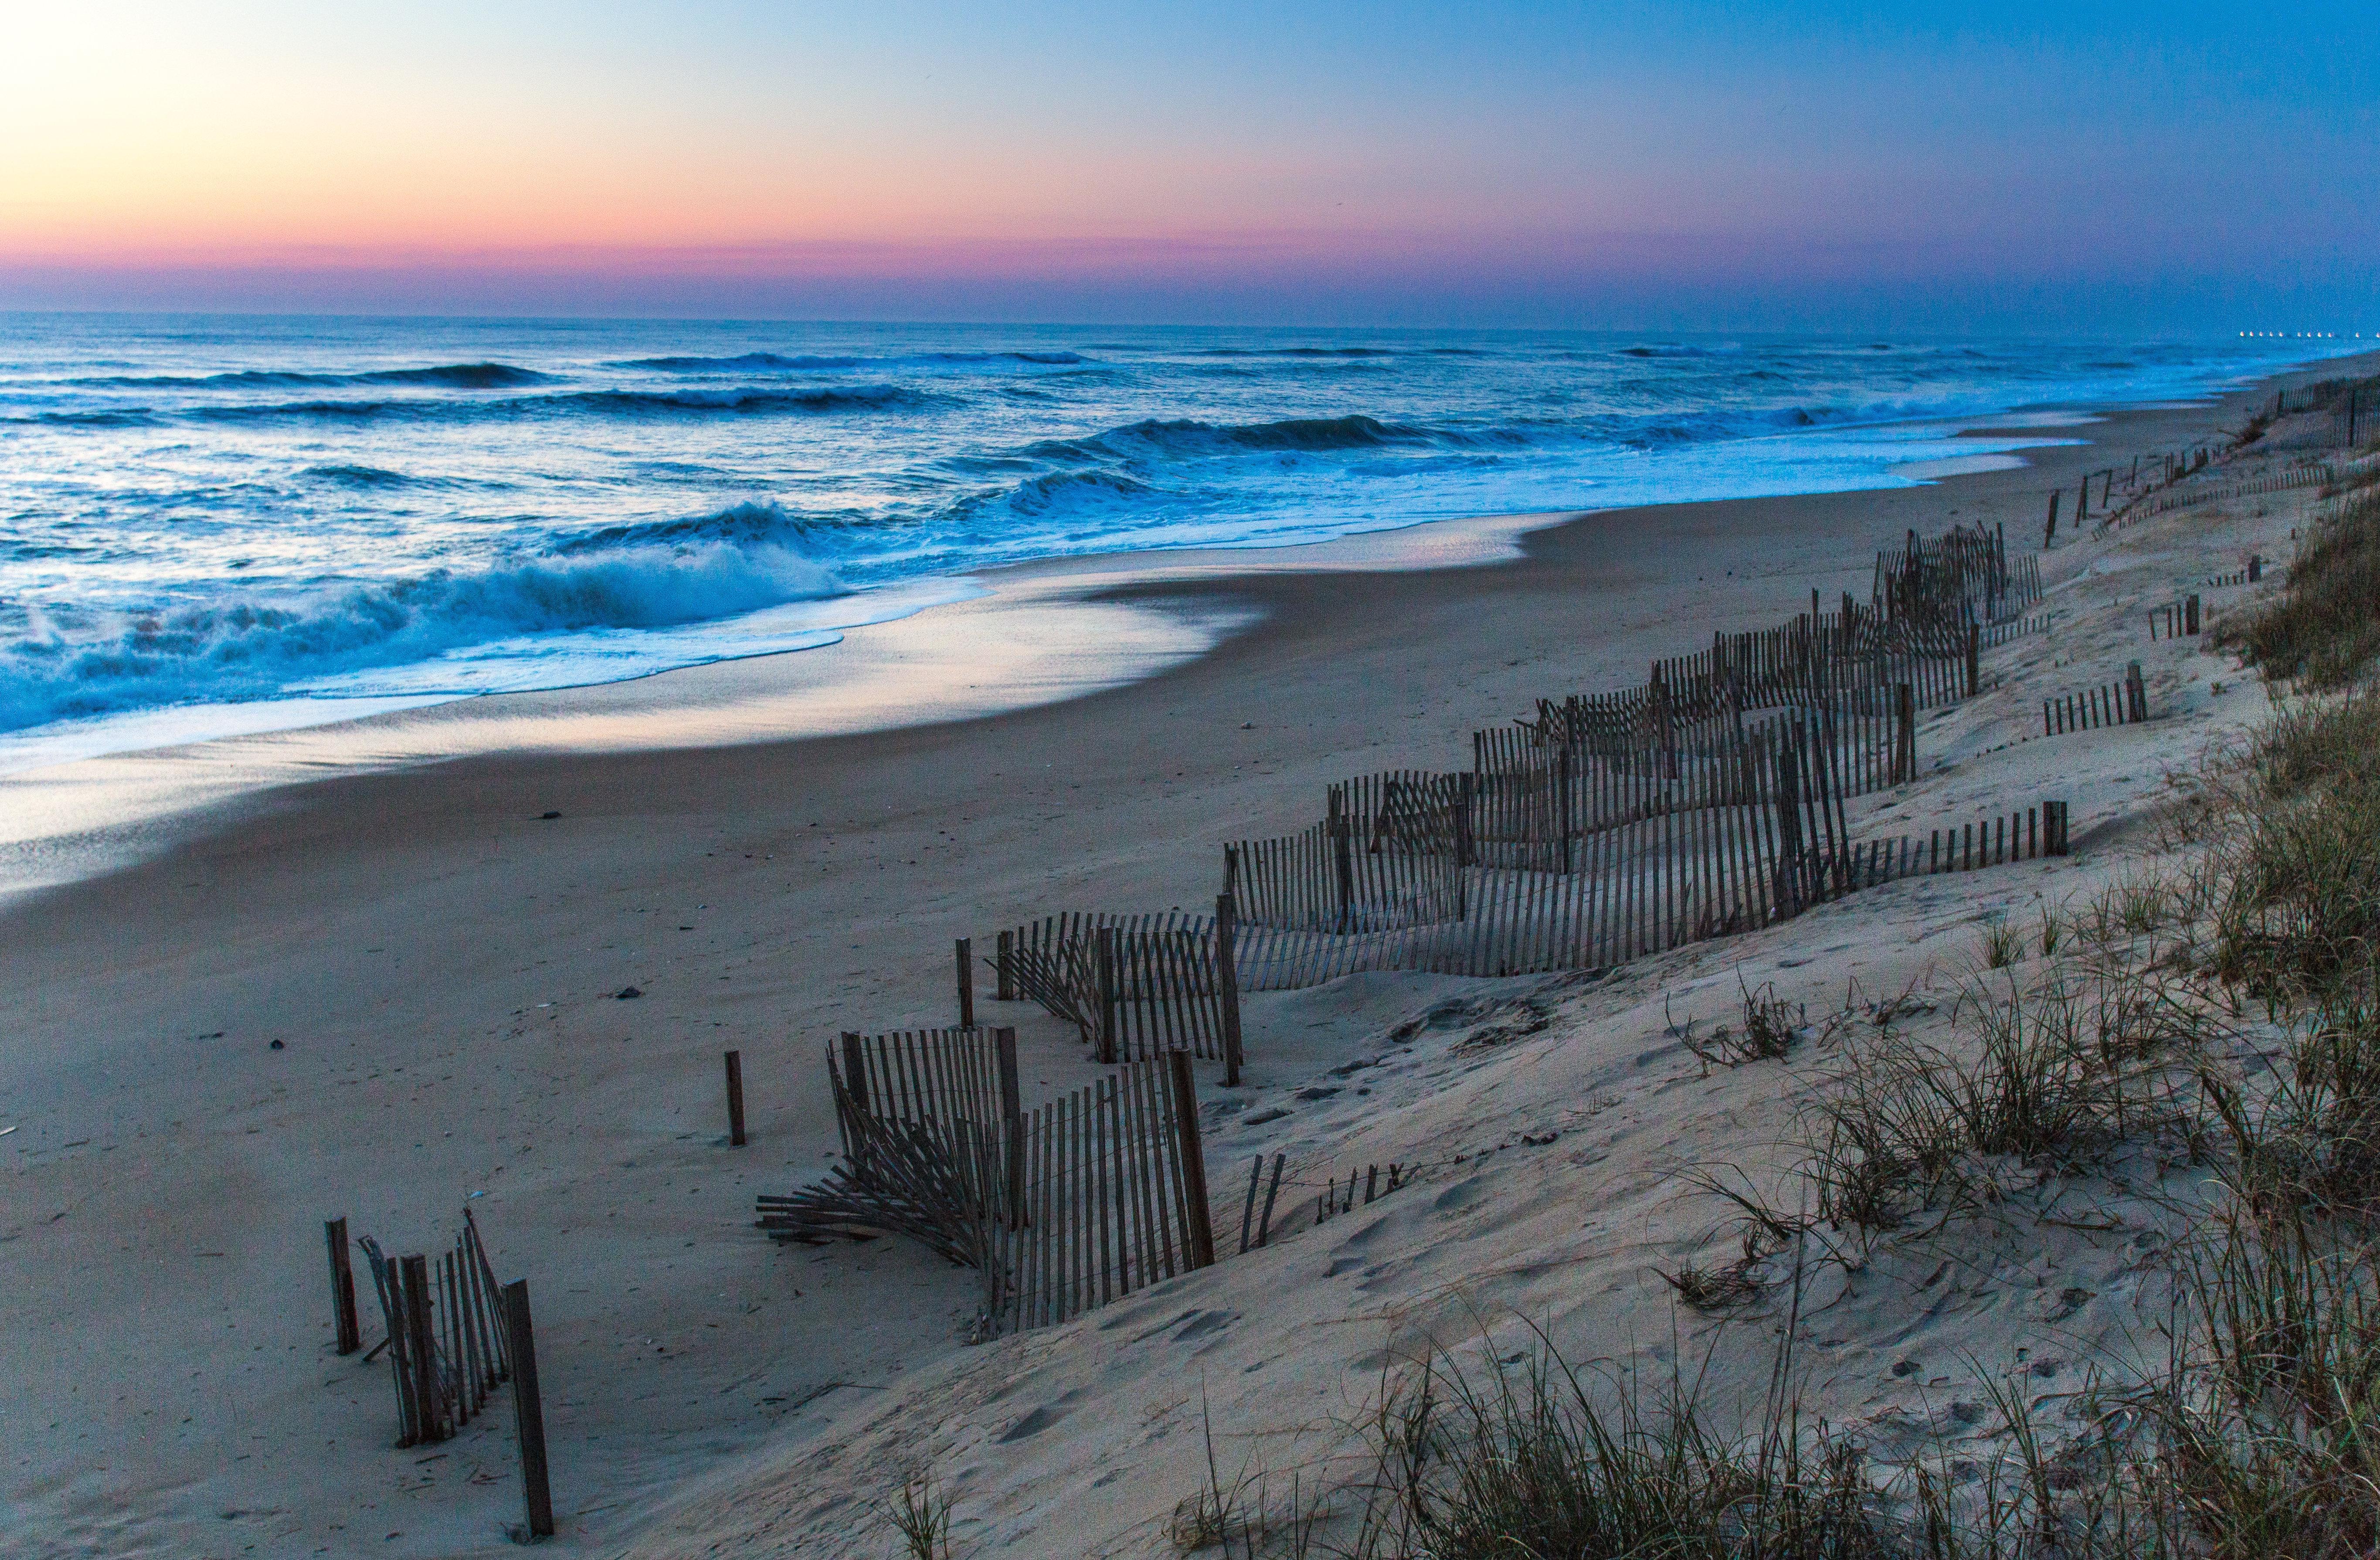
[3,1,2374,330]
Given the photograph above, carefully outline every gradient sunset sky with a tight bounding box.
[4,1,2373,328]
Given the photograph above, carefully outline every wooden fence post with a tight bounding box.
[954,937,975,1030]
[2045,800,2070,857]
[2248,553,2262,583]
[326,1217,360,1356]
[1965,623,1981,698]
[2185,594,2201,636]
[995,1026,1024,1222]
[1097,928,1119,1065]
[1328,788,1355,932]
[995,930,1014,1001]
[500,1279,557,1540]
[2125,662,2147,724]
[1166,1050,1216,1269]
[401,1254,444,1445]
[841,1032,868,1113]
[1214,892,1244,1088]
[2044,490,2059,545]
[1893,682,1915,785]
[723,1050,746,1147]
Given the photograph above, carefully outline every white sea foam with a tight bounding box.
[0,315,2359,761]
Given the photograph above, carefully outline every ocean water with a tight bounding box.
[0,315,2343,765]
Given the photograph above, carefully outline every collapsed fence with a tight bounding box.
[356,1211,511,1448]
[757,1030,1217,1335]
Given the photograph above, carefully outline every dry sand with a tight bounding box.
[0,360,2363,1558]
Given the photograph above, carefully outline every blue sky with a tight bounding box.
[1,1,2372,328]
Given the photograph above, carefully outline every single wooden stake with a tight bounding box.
[500,1279,556,1540]
[1097,928,1119,1065]
[2248,553,2263,583]
[1214,892,1244,1088]
[401,1253,444,1445]
[954,937,975,1030]
[326,1217,361,1356]
[2185,594,2201,636]
[2126,662,2147,724]
[723,1049,746,1147]
[995,1026,1025,1223]
[1239,1158,1262,1253]
[1256,1154,1284,1247]
[1893,682,1915,784]
[1166,1050,1215,1268]
[996,929,1015,1001]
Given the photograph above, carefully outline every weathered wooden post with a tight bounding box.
[2125,662,2147,724]
[500,1280,556,1540]
[1893,682,1915,785]
[1965,623,1981,698]
[2185,594,2201,636]
[1096,927,1119,1065]
[1328,787,1355,932]
[2248,553,2263,583]
[994,1026,1024,1222]
[1213,892,1244,1088]
[401,1254,445,1445]
[2044,490,2059,545]
[723,1050,746,1147]
[1165,1050,1216,1269]
[1556,745,1576,873]
[995,930,1015,1001]
[325,1217,361,1356]
[954,937,975,1030]
[2044,799,2071,857]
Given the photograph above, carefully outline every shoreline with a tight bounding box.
[3,355,2369,1559]
[0,368,2329,904]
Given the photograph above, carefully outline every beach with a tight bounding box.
[0,360,2360,1558]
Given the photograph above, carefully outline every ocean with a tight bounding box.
[0,315,2343,768]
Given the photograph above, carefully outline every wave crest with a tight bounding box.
[0,534,844,731]
[77,362,547,390]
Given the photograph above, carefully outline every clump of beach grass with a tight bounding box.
[2221,482,2380,690]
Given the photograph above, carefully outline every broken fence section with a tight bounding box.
[354,1210,512,1449]
[758,1035,1217,1336]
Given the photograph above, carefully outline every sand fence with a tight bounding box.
[757,1029,1216,1336]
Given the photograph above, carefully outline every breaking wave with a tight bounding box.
[0,530,844,731]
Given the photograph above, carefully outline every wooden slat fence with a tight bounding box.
[2113,462,2337,525]
[355,1211,511,1448]
[1838,801,2070,886]
[759,1044,1216,1336]
[994,910,1242,1072]
[2044,664,2148,736]
[987,1050,1215,1333]
[2148,596,2202,640]
[1216,713,1874,983]
[834,1025,1019,1149]
[1226,771,1469,931]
